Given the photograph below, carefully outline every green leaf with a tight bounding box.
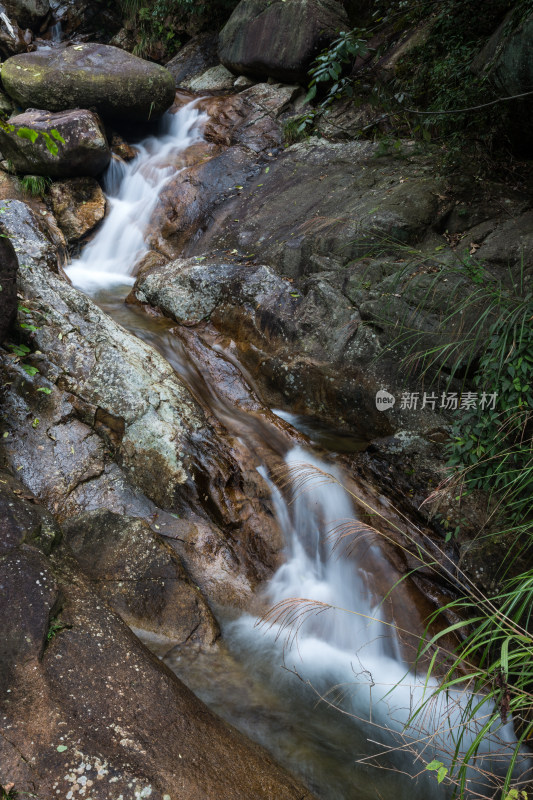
[16,126,39,144]
[56,745,68,752]
[50,128,66,144]
[426,760,443,771]
[37,387,52,394]
[437,766,448,783]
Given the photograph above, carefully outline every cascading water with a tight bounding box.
[66,103,529,800]
[66,103,207,292]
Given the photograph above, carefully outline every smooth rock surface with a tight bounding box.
[62,509,219,650]
[1,44,176,121]
[0,108,111,178]
[218,0,349,82]
[0,473,317,800]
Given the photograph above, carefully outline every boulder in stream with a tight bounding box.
[218,0,349,83]
[0,471,317,800]
[0,108,111,178]
[1,43,176,122]
[49,176,106,243]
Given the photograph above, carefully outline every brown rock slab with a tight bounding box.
[62,509,219,651]
[49,177,106,243]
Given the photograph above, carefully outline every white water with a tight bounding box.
[66,103,207,293]
[0,10,16,38]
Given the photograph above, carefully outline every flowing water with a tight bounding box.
[66,104,528,800]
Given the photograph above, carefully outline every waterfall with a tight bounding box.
[66,103,207,292]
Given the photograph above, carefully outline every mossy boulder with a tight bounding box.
[0,108,111,178]
[1,44,176,122]
[218,0,349,83]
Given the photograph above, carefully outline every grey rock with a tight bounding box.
[218,0,349,83]
[1,43,176,122]
[0,108,111,178]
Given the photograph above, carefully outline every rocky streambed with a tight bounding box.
[1,2,532,798]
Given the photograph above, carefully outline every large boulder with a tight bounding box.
[0,472,317,800]
[0,108,111,178]
[0,227,18,343]
[1,44,176,122]
[472,11,533,151]
[218,0,349,83]
[2,0,49,30]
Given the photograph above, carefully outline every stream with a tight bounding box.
[64,103,523,800]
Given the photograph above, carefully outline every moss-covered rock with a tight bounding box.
[0,108,111,178]
[1,44,176,122]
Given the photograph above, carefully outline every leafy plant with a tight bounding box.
[0,121,66,156]
[19,175,51,198]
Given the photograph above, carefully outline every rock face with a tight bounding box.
[49,177,106,242]
[0,472,317,800]
[0,201,286,605]
[3,0,49,29]
[218,0,349,82]
[0,227,18,343]
[0,108,111,178]
[472,11,533,150]
[1,44,176,122]
[62,509,219,651]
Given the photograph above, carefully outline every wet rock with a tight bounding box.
[0,475,317,800]
[0,88,15,116]
[62,509,219,651]
[0,10,28,58]
[109,131,137,161]
[218,0,349,83]
[200,82,301,151]
[1,44,176,122]
[0,206,287,603]
[191,138,446,277]
[49,177,106,243]
[3,0,49,30]
[132,255,396,436]
[47,0,121,42]
[0,227,18,343]
[165,31,220,87]
[0,108,111,178]
[0,197,59,271]
[147,143,257,258]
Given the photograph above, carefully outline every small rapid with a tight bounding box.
[66,103,207,292]
[65,103,530,800]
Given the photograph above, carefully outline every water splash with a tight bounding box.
[66,103,207,293]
